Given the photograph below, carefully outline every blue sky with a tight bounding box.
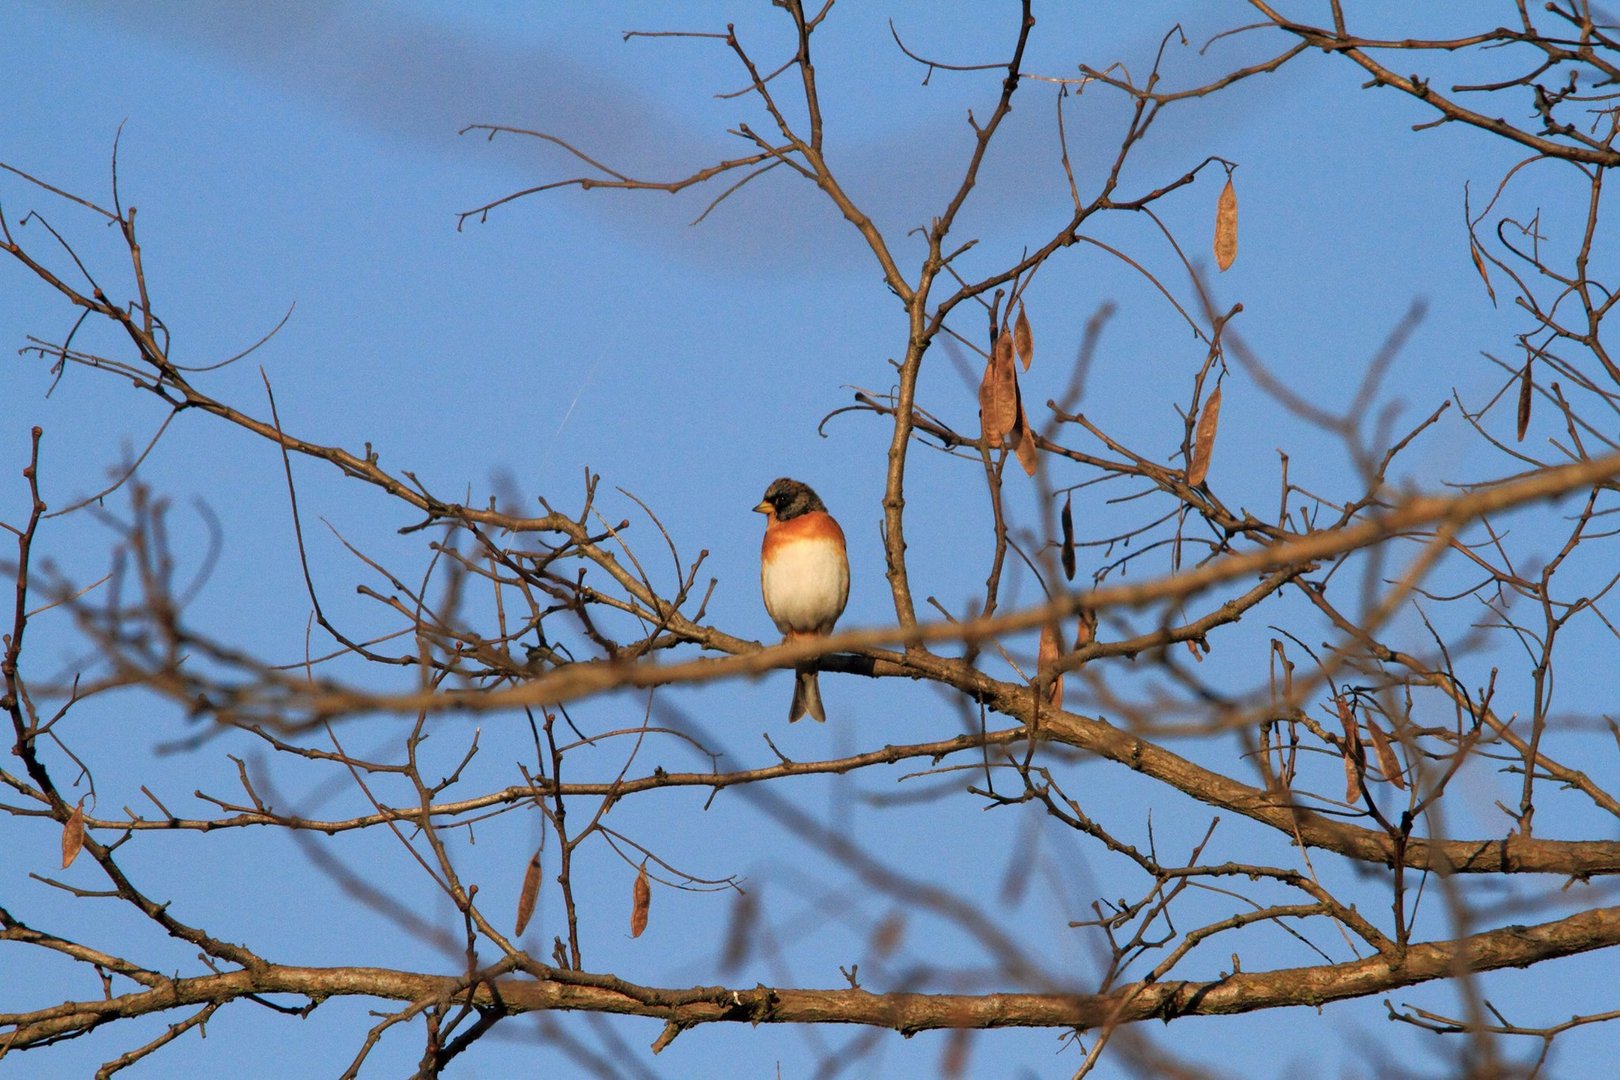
[5,3,1615,1078]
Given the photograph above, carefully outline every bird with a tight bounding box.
[755,477,849,722]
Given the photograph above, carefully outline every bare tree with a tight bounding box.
[5,2,1620,1076]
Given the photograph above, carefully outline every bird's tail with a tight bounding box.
[789,666,826,723]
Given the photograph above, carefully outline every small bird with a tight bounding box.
[755,477,849,722]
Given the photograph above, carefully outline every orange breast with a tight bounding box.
[761,511,849,637]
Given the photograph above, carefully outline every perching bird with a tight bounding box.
[755,477,849,722]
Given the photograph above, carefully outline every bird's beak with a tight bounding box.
[753,501,772,515]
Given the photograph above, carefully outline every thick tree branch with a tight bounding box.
[7,905,1618,1049]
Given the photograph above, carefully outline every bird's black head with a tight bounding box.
[755,477,826,521]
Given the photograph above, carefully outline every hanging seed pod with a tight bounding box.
[1336,696,1363,804]
[1335,696,1361,755]
[1366,715,1407,791]
[1014,301,1034,371]
[1187,383,1223,486]
[515,849,542,935]
[1038,620,1063,708]
[1012,389,1038,477]
[871,913,905,960]
[979,332,1019,447]
[719,888,758,973]
[1074,606,1097,650]
[1516,360,1533,442]
[1470,239,1497,306]
[630,863,651,938]
[1214,176,1238,271]
[942,1026,974,1080]
[1060,495,1076,581]
[61,801,86,869]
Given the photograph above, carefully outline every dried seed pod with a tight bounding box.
[978,332,1019,447]
[1366,716,1407,791]
[1516,360,1533,442]
[1074,606,1097,650]
[1470,240,1497,306]
[1214,176,1238,271]
[942,1027,973,1080]
[1060,495,1076,581]
[1014,301,1033,371]
[1037,621,1063,708]
[515,849,542,935]
[61,801,86,869]
[1335,696,1361,754]
[1187,383,1223,487]
[1335,696,1363,804]
[720,888,758,973]
[871,912,905,960]
[1012,389,1038,477]
[630,863,651,939]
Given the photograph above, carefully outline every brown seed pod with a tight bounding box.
[1187,383,1223,487]
[1014,301,1033,371]
[1336,696,1363,804]
[942,1026,974,1080]
[630,863,651,939]
[1037,620,1063,708]
[1335,696,1361,754]
[1517,360,1533,442]
[1012,389,1038,477]
[1060,495,1076,581]
[61,801,86,869]
[1074,606,1097,650]
[979,332,1019,447]
[1214,176,1238,271]
[515,849,542,935]
[1470,240,1497,306]
[1366,715,1407,791]
[719,888,758,973]
[871,912,905,960]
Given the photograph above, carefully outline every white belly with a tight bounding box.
[762,538,849,635]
